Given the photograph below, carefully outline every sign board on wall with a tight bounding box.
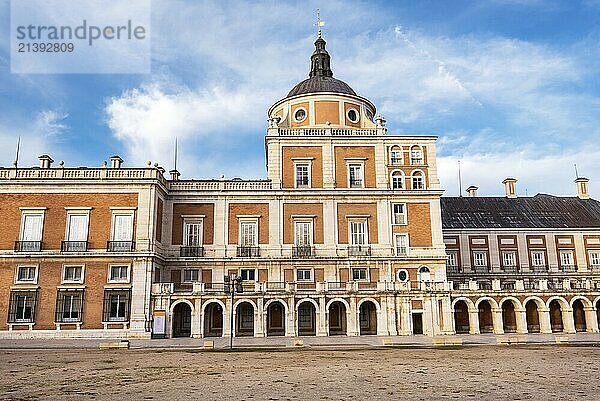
[152,310,166,339]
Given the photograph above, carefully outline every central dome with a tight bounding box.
[285,35,356,98]
[287,76,356,97]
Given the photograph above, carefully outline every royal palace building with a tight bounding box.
[1,35,599,340]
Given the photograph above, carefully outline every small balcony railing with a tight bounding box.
[530,265,547,273]
[204,283,225,292]
[473,265,490,274]
[547,281,563,291]
[292,245,314,258]
[61,241,88,252]
[265,282,286,292]
[14,241,42,252]
[326,282,347,291]
[107,241,135,252]
[296,179,309,188]
[446,265,460,274]
[348,245,371,256]
[523,280,539,290]
[501,265,519,274]
[501,281,516,290]
[559,265,576,273]
[237,246,260,258]
[477,280,493,291]
[349,179,363,188]
[180,246,205,257]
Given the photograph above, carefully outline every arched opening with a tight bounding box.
[572,299,587,332]
[418,266,431,282]
[478,300,494,333]
[359,301,377,335]
[549,300,564,333]
[172,302,192,338]
[525,300,541,333]
[203,302,223,337]
[453,300,470,334]
[235,302,254,337]
[502,301,517,333]
[328,301,347,336]
[298,301,316,336]
[267,302,286,336]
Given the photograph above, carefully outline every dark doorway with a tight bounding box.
[549,300,564,333]
[502,301,517,333]
[267,302,286,336]
[298,301,316,336]
[359,301,377,335]
[572,300,587,332]
[454,300,470,334]
[236,302,254,337]
[412,312,423,335]
[328,301,347,336]
[478,300,494,333]
[172,302,191,338]
[525,300,540,333]
[203,302,223,337]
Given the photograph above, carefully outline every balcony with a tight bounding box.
[326,281,347,291]
[473,265,490,274]
[559,265,576,273]
[501,281,516,291]
[501,265,519,274]
[477,280,493,291]
[237,246,260,258]
[349,179,363,188]
[265,282,286,292]
[348,245,371,257]
[180,246,205,257]
[14,241,42,252]
[292,245,314,258]
[61,241,88,252]
[107,241,135,252]
[530,265,547,273]
[446,265,460,274]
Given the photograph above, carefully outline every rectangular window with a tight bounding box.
[560,250,574,267]
[67,214,89,241]
[184,221,203,247]
[502,251,517,267]
[410,149,423,164]
[391,173,404,190]
[390,150,402,165]
[112,214,133,241]
[447,252,458,268]
[531,251,546,267]
[240,269,256,281]
[473,251,488,267]
[295,163,310,188]
[183,269,199,283]
[21,213,44,244]
[16,266,37,283]
[349,220,367,245]
[589,250,600,267]
[294,221,313,246]
[348,164,363,188]
[56,290,84,323]
[412,174,424,190]
[103,290,130,322]
[392,203,406,225]
[63,265,83,283]
[109,265,129,282]
[296,269,312,281]
[240,221,258,247]
[395,234,409,256]
[352,268,367,281]
[8,290,38,323]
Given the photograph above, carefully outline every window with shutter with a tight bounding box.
[294,221,312,246]
[67,214,89,241]
[112,214,133,241]
[21,214,43,241]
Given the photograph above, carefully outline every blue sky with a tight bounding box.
[1,0,599,197]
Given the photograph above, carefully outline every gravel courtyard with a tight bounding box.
[0,346,598,400]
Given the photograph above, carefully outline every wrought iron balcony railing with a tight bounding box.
[61,241,88,252]
[14,241,42,252]
[237,246,260,258]
[292,245,314,258]
[180,246,205,257]
[107,241,135,252]
[348,245,371,256]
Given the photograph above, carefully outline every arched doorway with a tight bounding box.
[203,302,223,337]
[478,300,494,333]
[172,302,192,338]
[549,300,564,333]
[236,302,254,337]
[328,301,347,336]
[298,301,316,336]
[267,302,286,336]
[453,300,470,334]
[572,299,587,332]
[502,301,517,333]
[359,301,377,335]
[525,300,541,333]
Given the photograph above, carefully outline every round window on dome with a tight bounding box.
[294,107,307,123]
[397,269,409,282]
[347,108,359,123]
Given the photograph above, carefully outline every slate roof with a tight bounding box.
[287,76,357,98]
[441,194,600,229]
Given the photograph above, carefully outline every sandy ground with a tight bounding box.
[0,346,598,401]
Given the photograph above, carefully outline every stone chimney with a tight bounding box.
[466,185,478,197]
[110,155,123,169]
[169,169,181,181]
[575,177,590,199]
[502,178,518,198]
[38,154,54,169]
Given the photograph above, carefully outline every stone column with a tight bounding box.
[400,298,412,335]
[286,297,296,337]
[585,306,599,333]
[191,298,202,338]
[223,298,233,337]
[515,308,528,334]
[317,295,328,336]
[441,297,455,335]
[539,307,552,334]
[468,308,480,334]
[492,308,504,334]
[348,297,359,336]
[563,307,576,334]
[129,258,153,338]
[379,296,393,336]
[255,298,265,337]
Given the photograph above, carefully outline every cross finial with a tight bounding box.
[315,9,325,38]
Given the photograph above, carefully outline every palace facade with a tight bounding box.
[1,35,599,339]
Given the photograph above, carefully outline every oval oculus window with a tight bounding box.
[294,108,307,122]
[347,108,359,123]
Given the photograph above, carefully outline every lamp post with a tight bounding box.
[224,275,243,350]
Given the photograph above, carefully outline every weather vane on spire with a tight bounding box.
[315,9,325,38]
